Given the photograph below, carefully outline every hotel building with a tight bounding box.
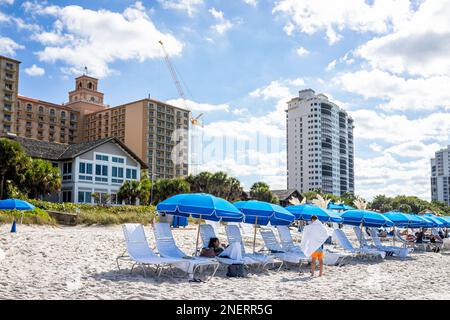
[0,55,190,180]
[286,89,355,196]
[431,145,450,205]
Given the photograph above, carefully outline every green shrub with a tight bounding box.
[0,208,56,225]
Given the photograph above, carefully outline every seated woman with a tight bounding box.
[415,230,424,243]
[201,237,243,261]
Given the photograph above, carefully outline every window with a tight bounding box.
[112,167,124,184]
[126,168,137,180]
[112,156,125,164]
[78,191,92,204]
[95,154,109,161]
[95,164,108,182]
[50,109,55,116]
[63,162,72,181]
[79,162,93,181]
[62,191,72,203]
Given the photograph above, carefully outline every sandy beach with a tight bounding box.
[0,224,449,300]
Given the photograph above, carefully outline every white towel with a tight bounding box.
[300,220,330,257]
[219,242,242,261]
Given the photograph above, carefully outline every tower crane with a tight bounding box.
[158,40,204,127]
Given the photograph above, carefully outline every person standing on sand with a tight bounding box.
[300,215,329,277]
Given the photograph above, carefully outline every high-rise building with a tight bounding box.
[431,145,450,205]
[0,55,190,179]
[0,56,20,135]
[286,89,354,196]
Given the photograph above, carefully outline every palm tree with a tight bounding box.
[249,182,279,204]
[23,159,61,199]
[0,138,28,199]
[152,178,190,204]
[118,180,141,205]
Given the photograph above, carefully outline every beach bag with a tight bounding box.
[226,264,246,278]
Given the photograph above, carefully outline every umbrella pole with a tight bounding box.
[195,215,202,256]
[393,226,396,246]
[360,222,363,248]
[253,216,258,253]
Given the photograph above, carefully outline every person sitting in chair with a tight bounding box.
[201,237,242,261]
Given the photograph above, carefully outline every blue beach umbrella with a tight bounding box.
[341,210,394,228]
[422,214,445,228]
[234,200,295,252]
[404,214,433,228]
[286,204,342,223]
[328,202,354,212]
[0,199,35,211]
[384,211,415,228]
[156,193,243,254]
[0,199,35,232]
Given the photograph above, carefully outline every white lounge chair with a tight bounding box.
[225,224,276,269]
[198,224,255,266]
[259,227,308,271]
[117,224,186,277]
[333,228,385,260]
[354,227,393,257]
[276,225,352,266]
[368,227,412,258]
[153,222,220,281]
[395,229,428,251]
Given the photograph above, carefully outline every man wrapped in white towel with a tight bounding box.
[300,215,329,277]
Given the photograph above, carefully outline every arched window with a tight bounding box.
[50,109,55,116]
[61,111,66,118]
[38,106,44,113]
[78,82,82,88]
[90,97,95,102]
[88,82,93,89]
[26,103,32,112]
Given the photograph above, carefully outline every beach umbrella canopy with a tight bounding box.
[341,209,394,227]
[404,214,433,228]
[156,193,243,222]
[0,199,35,211]
[422,214,446,228]
[328,203,354,211]
[384,211,416,228]
[234,200,295,226]
[286,204,342,223]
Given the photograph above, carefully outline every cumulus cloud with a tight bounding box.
[158,0,203,17]
[243,0,258,7]
[0,37,24,56]
[355,1,450,78]
[25,64,45,76]
[166,98,230,113]
[335,69,450,112]
[209,8,234,35]
[296,46,309,57]
[27,2,183,78]
[272,0,413,44]
[249,78,304,100]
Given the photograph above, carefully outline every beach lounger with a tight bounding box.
[276,225,352,266]
[198,224,257,266]
[353,227,393,257]
[259,227,308,271]
[368,227,411,258]
[153,222,220,281]
[117,224,186,277]
[333,228,385,260]
[395,229,428,251]
[225,224,276,269]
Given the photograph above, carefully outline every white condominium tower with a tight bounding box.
[286,89,354,196]
[431,145,450,205]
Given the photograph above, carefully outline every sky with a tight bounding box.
[1,0,450,201]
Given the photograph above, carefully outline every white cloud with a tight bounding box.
[209,8,234,35]
[158,0,203,17]
[25,64,45,76]
[326,59,337,71]
[249,78,304,100]
[0,0,14,5]
[166,98,230,113]
[296,46,309,57]
[355,1,450,78]
[272,0,413,45]
[351,109,450,145]
[335,69,450,111]
[28,2,183,78]
[0,37,24,56]
[243,0,258,7]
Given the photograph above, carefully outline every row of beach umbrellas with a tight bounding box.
[155,193,450,253]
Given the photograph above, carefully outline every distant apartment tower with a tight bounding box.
[431,145,450,205]
[0,55,190,180]
[286,89,354,196]
[0,56,20,135]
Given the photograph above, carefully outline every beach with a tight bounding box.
[0,224,449,300]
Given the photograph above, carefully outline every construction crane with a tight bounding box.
[158,40,203,127]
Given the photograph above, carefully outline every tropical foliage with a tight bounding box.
[249,182,279,204]
[186,171,244,202]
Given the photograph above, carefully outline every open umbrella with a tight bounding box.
[423,214,449,228]
[328,202,354,212]
[404,214,432,228]
[341,210,394,228]
[156,193,243,255]
[286,204,342,223]
[0,199,35,230]
[384,211,416,228]
[233,200,295,252]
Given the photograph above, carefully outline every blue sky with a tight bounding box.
[2,0,450,200]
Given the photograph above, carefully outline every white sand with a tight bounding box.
[1,224,450,300]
